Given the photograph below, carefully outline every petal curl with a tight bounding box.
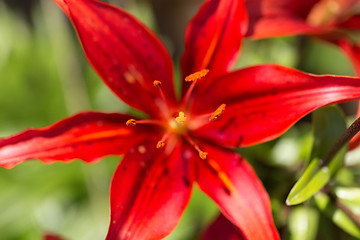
[201,214,246,240]
[245,0,322,38]
[181,0,248,80]
[196,143,279,240]
[191,64,360,147]
[54,0,176,118]
[0,112,150,169]
[107,139,194,240]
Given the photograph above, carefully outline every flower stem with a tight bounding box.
[321,116,360,167]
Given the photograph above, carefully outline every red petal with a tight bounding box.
[339,15,360,29]
[245,0,322,39]
[191,64,360,147]
[201,214,246,240]
[338,39,360,76]
[196,144,279,240]
[181,0,248,80]
[107,139,194,240]
[0,112,149,169]
[54,0,176,118]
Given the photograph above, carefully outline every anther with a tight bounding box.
[209,104,226,121]
[175,112,187,124]
[153,80,162,87]
[156,141,165,149]
[185,69,209,82]
[126,119,136,126]
[199,151,208,160]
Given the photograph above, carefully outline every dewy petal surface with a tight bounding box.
[196,143,279,240]
[0,112,150,169]
[54,0,176,118]
[201,214,246,240]
[181,0,248,80]
[245,0,322,38]
[192,64,360,147]
[107,140,194,240]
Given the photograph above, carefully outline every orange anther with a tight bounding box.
[199,151,208,160]
[156,141,165,149]
[175,112,187,124]
[209,104,226,121]
[185,69,209,82]
[153,80,162,87]
[126,119,136,126]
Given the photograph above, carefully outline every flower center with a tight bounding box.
[126,69,226,160]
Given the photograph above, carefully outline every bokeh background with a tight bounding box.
[0,0,359,239]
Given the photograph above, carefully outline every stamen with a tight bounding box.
[153,80,162,88]
[126,119,136,126]
[175,112,187,124]
[199,151,208,160]
[156,141,165,149]
[152,79,170,118]
[209,104,226,121]
[126,119,163,127]
[156,131,173,149]
[182,69,210,109]
[185,69,209,82]
[184,135,208,160]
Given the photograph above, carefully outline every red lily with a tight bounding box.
[2,0,360,239]
[245,0,360,148]
[201,214,245,240]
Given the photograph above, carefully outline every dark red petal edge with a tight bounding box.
[201,214,246,240]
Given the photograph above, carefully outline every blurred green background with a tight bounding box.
[0,0,359,240]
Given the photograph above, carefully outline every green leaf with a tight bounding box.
[313,192,360,238]
[286,159,330,205]
[286,106,347,205]
[310,105,347,174]
[288,206,319,240]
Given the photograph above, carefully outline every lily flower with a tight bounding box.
[201,214,245,240]
[2,0,360,239]
[245,0,360,148]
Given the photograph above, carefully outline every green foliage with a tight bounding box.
[287,106,347,205]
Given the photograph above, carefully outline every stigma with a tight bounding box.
[175,112,187,124]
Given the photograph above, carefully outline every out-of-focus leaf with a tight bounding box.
[313,192,360,239]
[287,106,347,205]
[289,206,319,240]
[335,187,360,206]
